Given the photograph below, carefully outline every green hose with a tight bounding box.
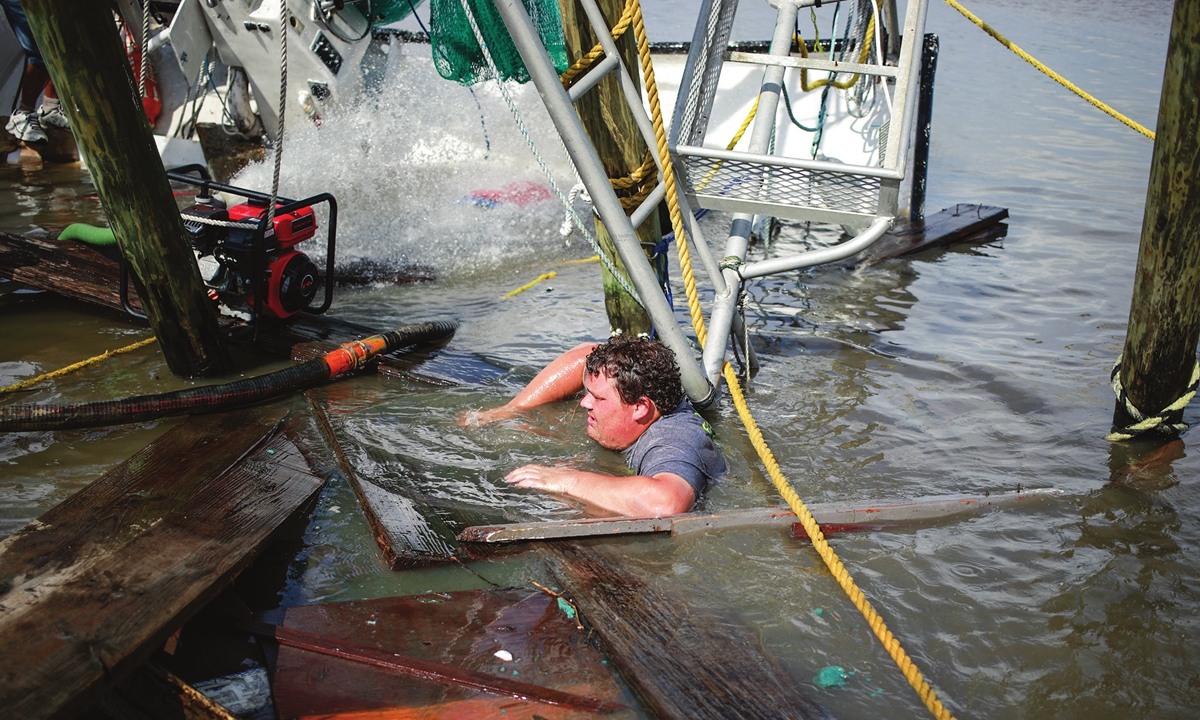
[58,223,117,246]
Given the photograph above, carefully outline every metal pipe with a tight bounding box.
[491,0,715,406]
[702,1,798,385]
[739,217,891,279]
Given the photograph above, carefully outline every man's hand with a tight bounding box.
[504,464,575,494]
[503,464,694,517]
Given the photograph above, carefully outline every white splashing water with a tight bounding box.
[232,43,583,278]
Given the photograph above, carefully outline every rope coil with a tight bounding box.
[1106,355,1199,442]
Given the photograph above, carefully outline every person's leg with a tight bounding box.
[38,80,68,129]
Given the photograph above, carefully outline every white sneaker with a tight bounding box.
[39,106,69,130]
[5,111,46,143]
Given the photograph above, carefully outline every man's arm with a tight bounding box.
[464,343,598,425]
[504,463,695,516]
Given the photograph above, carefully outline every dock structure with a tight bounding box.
[544,542,832,720]
[0,406,324,720]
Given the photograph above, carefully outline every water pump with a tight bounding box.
[169,166,337,323]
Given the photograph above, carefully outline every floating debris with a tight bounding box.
[814,666,849,688]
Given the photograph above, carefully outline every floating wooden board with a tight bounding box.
[544,543,830,720]
[852,203,1009,267]
[270,589,630,720]
[459,489,1062,543]
[0,406,324,720]
[306,390,460,570]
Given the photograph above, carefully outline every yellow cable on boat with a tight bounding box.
[630,3,956,717]
[501,271,557,299]
[943,0,1154,140]
[0,336,158,394]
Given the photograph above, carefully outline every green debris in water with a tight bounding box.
[812,608,824,616]
[814,665,849,688]
[557,597,576,619]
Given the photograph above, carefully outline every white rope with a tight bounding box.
[1106,354,1199,442]
[454,0,642,304]
[266,0,288,228]
[139,0,150,98]
[180,213,260,230]
[560,182,590,238]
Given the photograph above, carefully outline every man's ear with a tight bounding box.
[631,396,657,423]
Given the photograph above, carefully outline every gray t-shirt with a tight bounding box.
[623,401,726,501]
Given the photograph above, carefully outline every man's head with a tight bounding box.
[580,336,683,450]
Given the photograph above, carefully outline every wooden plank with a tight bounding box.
[270,589,629,719]
[0,230,132,313]
[0,408,325,720]
[544,542,830,719]
[852,203,1009,267]
[306,390,459,569]
[249,620,624,713]
[459,488,1063,543]
[100,662,238,720]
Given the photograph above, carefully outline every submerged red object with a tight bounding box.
[271,588,629,719]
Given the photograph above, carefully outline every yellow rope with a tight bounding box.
[794,15,875,92]
[552,255,602,266]
[943,0,1154,140]
[630,2,954,716]
[501,271,557,299]
[559,0,636,88]
[0,336,158,394]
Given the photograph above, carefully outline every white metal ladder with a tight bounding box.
[491,0,928,401]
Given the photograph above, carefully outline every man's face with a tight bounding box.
[580,371,644,451]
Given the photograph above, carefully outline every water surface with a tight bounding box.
[2,1,1195,717]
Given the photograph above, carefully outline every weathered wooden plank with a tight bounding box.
[853,203,1009,267]
[0,407,286,588]
[459,489,1063,543]
[100,662,238,720]
[544,543,830,720]
[0,411,324,720]
[306,390,458,569]
[0,231,132,313]
[250,620,624,713]
[270,589,629,720]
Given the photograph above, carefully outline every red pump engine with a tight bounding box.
[183,196,322,319]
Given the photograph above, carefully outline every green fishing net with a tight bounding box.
[430,0,569,85]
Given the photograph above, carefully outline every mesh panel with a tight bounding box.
[674,0,739,148]
[682,156,879,216]
[430,0,568,86]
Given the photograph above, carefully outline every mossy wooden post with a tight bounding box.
[1113,0,1200,436]
[559,0,657,336]
[22,0,229,377]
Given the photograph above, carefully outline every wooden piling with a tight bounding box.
[1113,0,1200,436]
[559,0,658,336]
[21,0,229,377]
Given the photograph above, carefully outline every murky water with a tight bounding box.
[3,0,1197,717]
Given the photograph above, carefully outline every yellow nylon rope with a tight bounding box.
[501,271,558,299]
[0,336,158,394]
[630,2,955,716]
[795,15,876,91]
[943,0,1154,140]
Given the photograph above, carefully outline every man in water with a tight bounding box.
[470,335,726,516]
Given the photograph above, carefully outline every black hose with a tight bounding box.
[0,321,457,432]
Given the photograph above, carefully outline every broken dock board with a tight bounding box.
[306,389,459,569]
[0,406,324,720]
[459,489,1062,543]
[852,204,1009,267]
[544,543,830,720]
[269,589,630,719]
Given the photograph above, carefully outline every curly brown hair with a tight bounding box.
[585,335,683,412]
